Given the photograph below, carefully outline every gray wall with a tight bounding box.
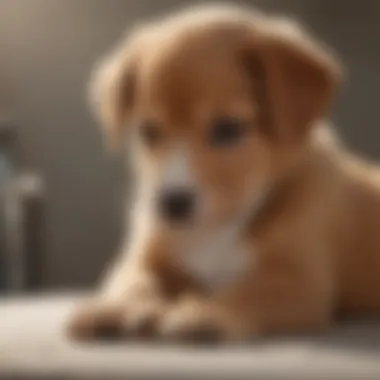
[0,0,379,289]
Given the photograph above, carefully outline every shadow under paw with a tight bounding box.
[162,322,223,345]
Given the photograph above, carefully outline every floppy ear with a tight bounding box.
[246,19,341,140]
[89,30,144,149]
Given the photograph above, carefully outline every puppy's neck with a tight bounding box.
[168,183,270,292]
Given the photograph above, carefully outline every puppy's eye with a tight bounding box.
[140,122,161,146]
[210,117,245,147]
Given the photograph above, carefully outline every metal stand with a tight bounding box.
[0,119,45,292]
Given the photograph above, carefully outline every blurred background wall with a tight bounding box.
[0,0,379,289]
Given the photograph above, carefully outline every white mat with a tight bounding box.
[1,294,380,380]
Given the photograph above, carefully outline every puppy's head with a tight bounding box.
[90,5,341,229]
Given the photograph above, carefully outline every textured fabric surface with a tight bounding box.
[1,294,380,380]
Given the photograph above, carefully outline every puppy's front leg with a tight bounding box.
[67,235,178,341]
[67,261,161,340]
[159,266,333,343]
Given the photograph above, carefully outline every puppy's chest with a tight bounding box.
[175,229,253,292]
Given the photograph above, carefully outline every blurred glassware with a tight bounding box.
[0,118,45,293]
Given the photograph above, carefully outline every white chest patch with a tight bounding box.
[176,225,252,292]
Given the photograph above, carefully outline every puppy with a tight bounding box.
[68,5,380,343]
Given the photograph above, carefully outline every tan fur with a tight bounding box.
[68,5,380,343]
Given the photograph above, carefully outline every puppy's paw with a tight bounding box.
[159,298,226,344]
[67,300,125,341]
[122,298,167,338]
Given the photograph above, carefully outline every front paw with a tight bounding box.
[67,300,125,341]
[159,298,226,344]
[122,298,166,338]
[67,297,167,341]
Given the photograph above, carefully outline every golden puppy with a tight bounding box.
[68,5,380,343]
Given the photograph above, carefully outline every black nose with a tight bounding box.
[158,189,195,222]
